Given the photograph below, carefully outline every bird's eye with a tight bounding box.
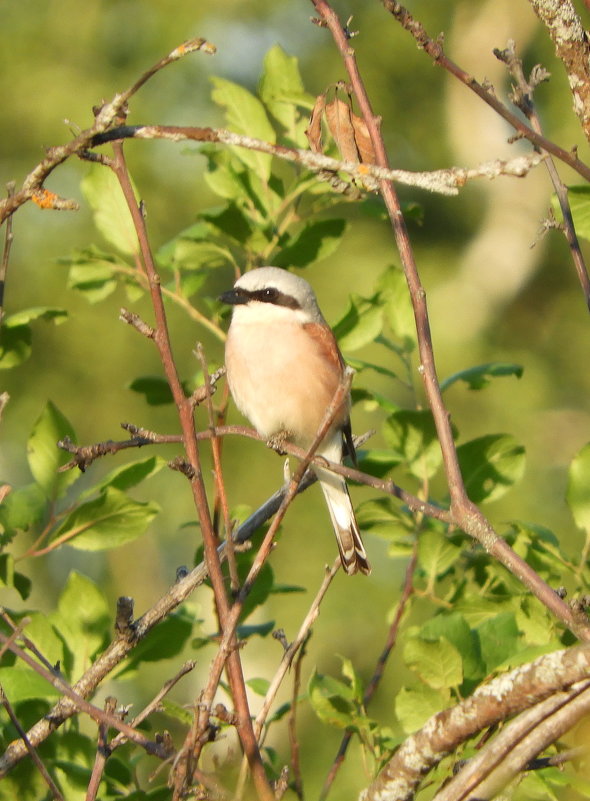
[262,287,277,301]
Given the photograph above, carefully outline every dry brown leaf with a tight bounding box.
[350,113,376,165]
[305,93,326,153]
[325,98,359,162]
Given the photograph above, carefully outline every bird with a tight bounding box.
[220,266,370,576]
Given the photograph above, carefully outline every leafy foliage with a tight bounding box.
[1,19,590,801]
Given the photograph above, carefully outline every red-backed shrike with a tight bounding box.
[221,266,370,575]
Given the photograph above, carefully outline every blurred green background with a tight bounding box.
[2,0,590,797]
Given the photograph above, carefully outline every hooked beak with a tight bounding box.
[219,288,249,306]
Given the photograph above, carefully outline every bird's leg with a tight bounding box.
[266,429,293,455]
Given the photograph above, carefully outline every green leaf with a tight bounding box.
[56,571,110,627]
[418,530,461,583]
[119,611,193,669]
[90,456,166,495]
[515,597,556,646]
[27,401,79,499]
[259,45,313,147]
[161,699,194,726]
[567,443,590,532]
[355,498,416,556]
[239,561,274,623]
[0,554,32,600]
[356,448,403,478]
[51,572,110,676]
[210,77,276,181]
[552,185,590,241]
[377,265,416,350]
[0,324,32,369]
[307,669,356,728]
[201,203,253,245]
[0,667,60,701]
[0,482,47,536]
[247,677,271,696]
[333,294,384,352]
[346,357,399,382]
[395,685,448,734]
[477,612,519,672]
[440,362,523,392]
[274,219,347,269]
[403,636,463,689]
[420,613,484,684]
[21,612,66,667]
[382,409,443,480]
[64,247,121,303]
[339,655,363,702]
[81,164,139,256]
[128,376,174,406]
[456,434,525,504]
[453,595,515,628]
[54,487,160,551]
[0,308,68,369]
[3,307,68,328]
[237,620,275,639]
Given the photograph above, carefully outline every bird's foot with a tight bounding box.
[266,430,293,455]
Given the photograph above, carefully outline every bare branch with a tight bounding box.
[0,686,64,801]
[494,39,590,310]
[433,680,590,801]
[361,644,590,801]
[0,39,215,225]
[92,123,547,196]
[381,1,590,183]
[528,0,590,143]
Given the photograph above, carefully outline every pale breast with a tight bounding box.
[225,318,346,446]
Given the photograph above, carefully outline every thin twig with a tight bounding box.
[182,371,354,785]
[195,343,239,591]
[109,142,272,801]
[0,182,15,325]
[319,543,418,800]
[494,39,590,311]
[0,685,64,801]
[0,39,215,225]
[86,696,118,801]
[0,633,170,759]
[381,1,590,183]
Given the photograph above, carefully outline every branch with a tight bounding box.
[320,543,418,800]
[361,644,590,801]
[381,1,590,183]
[494,40,590,310]
[0,39,215,225]
[91,123,546,197]
[309,0,590,644]
[432,680,590,801]
[528,0,590,143]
